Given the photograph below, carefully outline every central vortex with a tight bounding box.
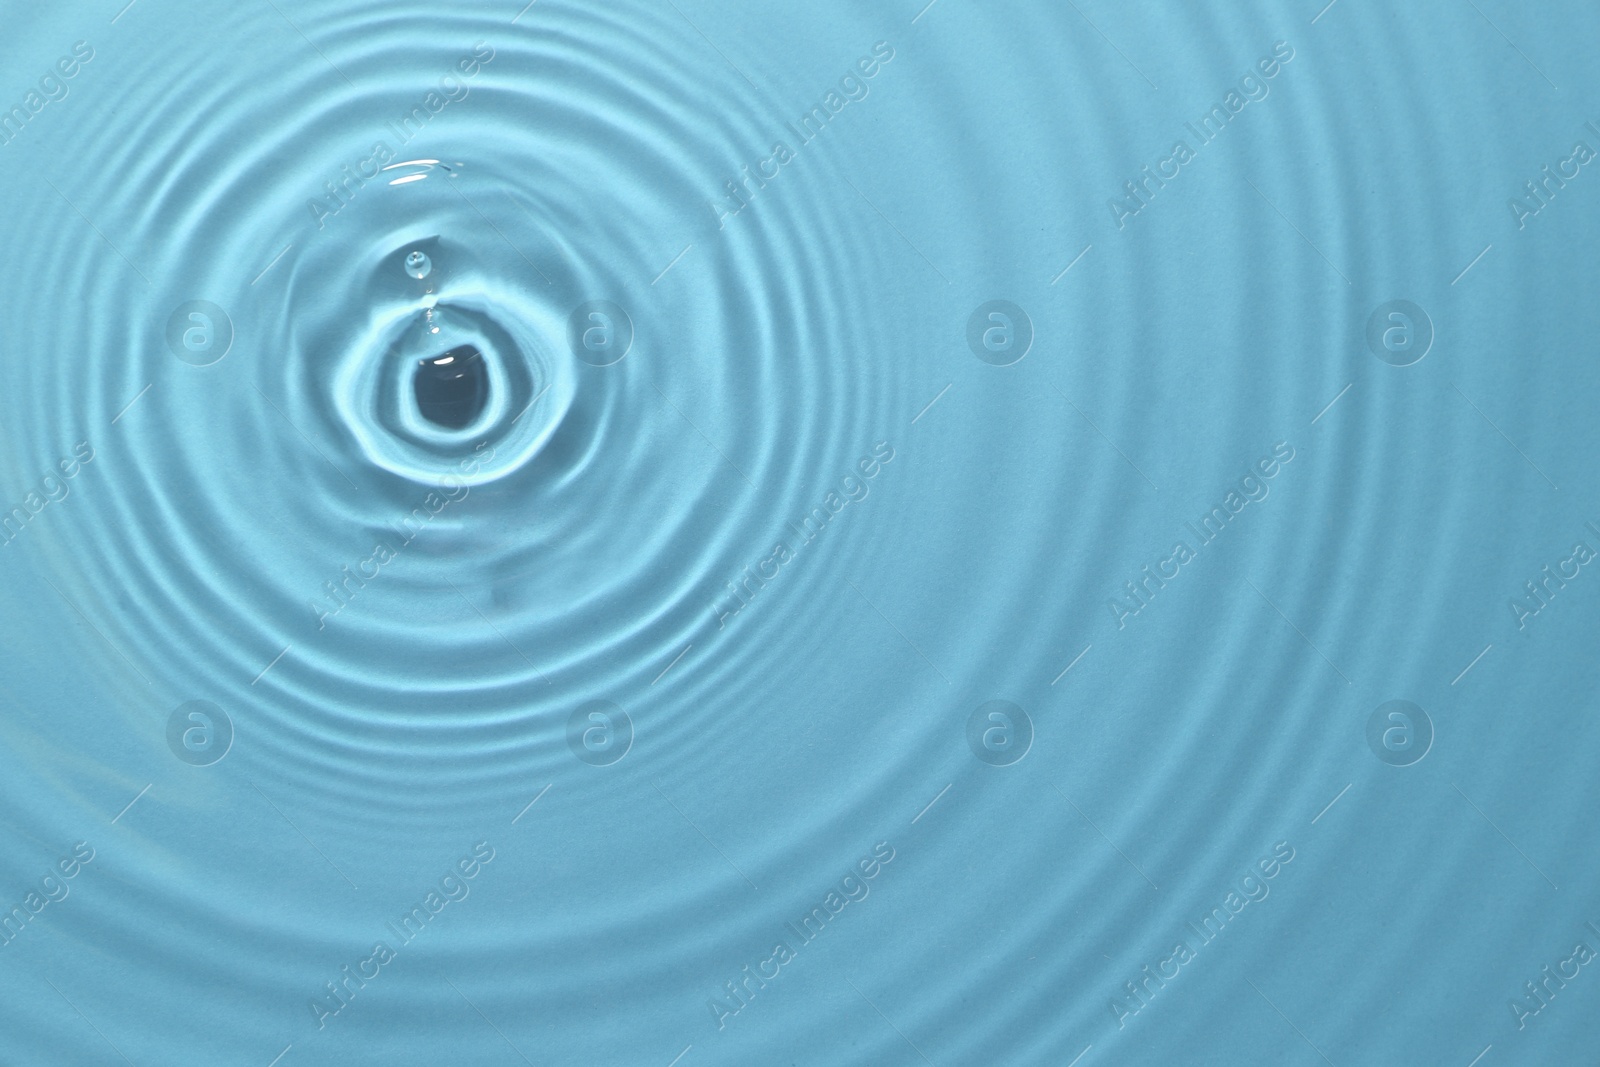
[329,232,578,486]
[415,344,488,428]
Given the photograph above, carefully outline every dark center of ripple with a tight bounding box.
[414,344,488,429]
[330,235,576,483]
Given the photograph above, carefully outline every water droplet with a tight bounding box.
[405,251,432,280]
[414,345,488,429]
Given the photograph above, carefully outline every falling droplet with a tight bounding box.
[414,345,488,429]
[405,250,432,280]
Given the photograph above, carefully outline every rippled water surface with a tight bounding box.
[4,1,1600,1063]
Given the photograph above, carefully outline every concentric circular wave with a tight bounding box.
[4,0,1599,1063]
[18,0,898,801]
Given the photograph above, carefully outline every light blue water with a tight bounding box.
[3,2,1600,1064]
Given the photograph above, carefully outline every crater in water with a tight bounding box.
[327,231,578,487]
[415,344,488,428]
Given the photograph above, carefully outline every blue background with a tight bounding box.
[0,1,1597,1063]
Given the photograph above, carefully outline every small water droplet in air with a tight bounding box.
[405,251,432,280]
[415,345,488,429]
